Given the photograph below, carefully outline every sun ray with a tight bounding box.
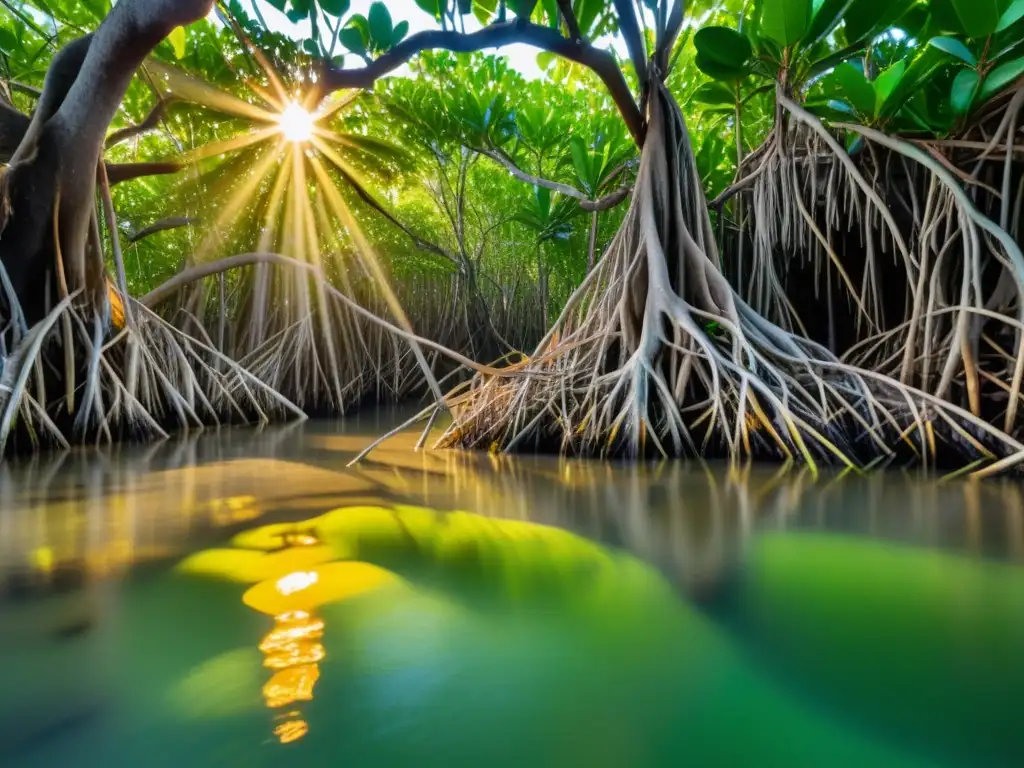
[308,154,446,404]
[310,135,375,196]
[312,92,361,122]
[194,141,286,261]
[217,10,292,111]
[145,59,279,123]
[185,127,280,162]
[258,153,295,254]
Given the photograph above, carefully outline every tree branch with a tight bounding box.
[0,102,30,162]
[128,215,198,243]
[10,82,43,98]
[329,160,460,267]
[105,161,182,185]
[478,147,632,211]
[581,186,631,211]
[9,34,93,166]
[105,98,174,149]
[556,0,583,42]
[613,0,647,89]
[320,20,645,146]
[662,0,685,68]
[49,0,213,245]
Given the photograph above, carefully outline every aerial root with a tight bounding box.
[432,82,1024,477]
[0,287,304,455]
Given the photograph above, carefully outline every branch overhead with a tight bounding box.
[320,20,645,146]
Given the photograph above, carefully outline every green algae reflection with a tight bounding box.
[165,503,928,766]
[720,533,1024,766]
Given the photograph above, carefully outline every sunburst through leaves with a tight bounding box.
[140,53,441,414]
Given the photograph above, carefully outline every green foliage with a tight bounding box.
[760,0,812,48]
[689,0,1024,142]
[3,0,1023,314]
[694,26,753,80]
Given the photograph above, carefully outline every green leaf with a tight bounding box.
[339,25,367,55]
[535,185,551,221]
[948,0,1001,38]
[392,20,409,45]
[693,26,753,69]
[79,0,110,20]
[951,66,980,113]
[318,0,350,16]
[897,3,930,35]
[928,0,967,34]
[979,55,1024,100]
[845,0,915,42]
[833,62,876,117]
[805,40,869,80]
[877,45,949,118]
[168,26,187,60]
[303,38,320,56]
[760,0,812,47]
[692,81,738,106]
[569,136,594,193]
[805,99,860,120]
[806,0,853,44]
[368,2,394,48]
[873,60,906,115]
[539,0,560,27]
[473,0,499,24]
[414,0,443,18]
[287,0,311,22]
[695,51,748,81]
[348,13,370,36]
[997,0,1024,31]
[928,36,977,65]
[0,27,17,54]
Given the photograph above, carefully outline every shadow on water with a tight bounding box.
[0,409,1023,766]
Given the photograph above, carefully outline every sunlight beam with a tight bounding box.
[185,127,280,162]
[307,153,447,406]
[145,59,279,123]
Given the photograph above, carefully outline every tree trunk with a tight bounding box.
[537,243,550,329]
[0,0,213,324]
[587,209,599,272]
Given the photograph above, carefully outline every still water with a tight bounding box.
[1,409,1023,767]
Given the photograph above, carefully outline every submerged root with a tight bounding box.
[438,83,1023,474]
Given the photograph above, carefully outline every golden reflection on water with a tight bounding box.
[260,609,324,744]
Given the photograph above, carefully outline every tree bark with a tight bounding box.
[0,0,212,324]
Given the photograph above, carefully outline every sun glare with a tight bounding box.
[279,101,315,143]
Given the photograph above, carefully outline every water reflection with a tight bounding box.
[260,610,323,744]
[1,419,1023,601]
[2,415,1024,766]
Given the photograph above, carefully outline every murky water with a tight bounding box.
[1,409,1023,767]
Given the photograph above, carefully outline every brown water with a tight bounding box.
[0,409,1022,767]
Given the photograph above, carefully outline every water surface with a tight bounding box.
[1,411,1022,767]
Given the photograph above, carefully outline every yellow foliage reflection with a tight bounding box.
[243,561,398,616]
